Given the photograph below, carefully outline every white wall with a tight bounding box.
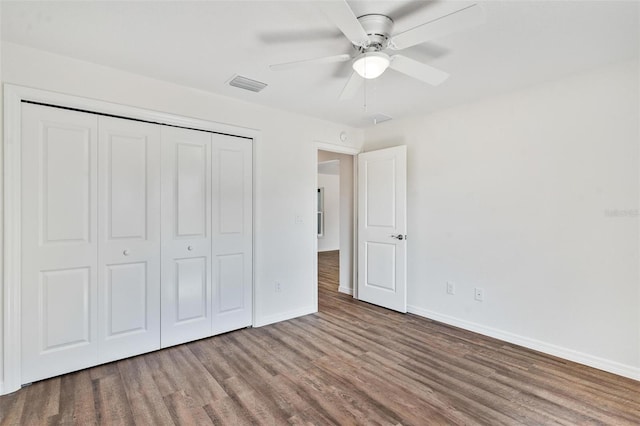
[0,42,364,393]
[317,173,340,252]
[318,151,354,294]
[364,60,640,379]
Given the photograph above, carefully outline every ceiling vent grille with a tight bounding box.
[228,75,268,93]
[370,113,392,125]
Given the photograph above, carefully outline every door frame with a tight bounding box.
[2,84,260,395]
[315,142,360,309]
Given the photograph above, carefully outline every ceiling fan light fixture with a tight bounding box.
[352,52,390,79]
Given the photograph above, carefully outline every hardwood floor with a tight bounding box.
[1,249,639,425]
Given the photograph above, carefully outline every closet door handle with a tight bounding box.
[123,249,130,256]
[187,245,193,251]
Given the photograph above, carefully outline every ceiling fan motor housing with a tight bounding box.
[356,14,393,52]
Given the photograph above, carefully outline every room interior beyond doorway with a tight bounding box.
[317,150,355,297]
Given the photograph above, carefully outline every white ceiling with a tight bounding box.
[2,1,638,128]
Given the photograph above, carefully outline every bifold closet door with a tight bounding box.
[160,127,212,347]
[97,117,161,362]
[211,134,253,334]
[21,104,99,383]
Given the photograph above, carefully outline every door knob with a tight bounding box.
[391,234,406,240]
[187,245,193,251]
[123,249,130,256]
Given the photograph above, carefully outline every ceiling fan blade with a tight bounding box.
[339,71,363,100]
[317,0,370,46]
[390,3,485,50]
[270,54,352,71]
[389,55,449,86]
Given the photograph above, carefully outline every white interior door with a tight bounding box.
[21,103,99,383]
[211,134,253,334]
[357,145,407,312]
[97,116,161,363]
[160,126,212,347]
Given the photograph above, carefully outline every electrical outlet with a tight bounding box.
[275,281,282,293]
[446,282,456,295]
[474,287,484,301]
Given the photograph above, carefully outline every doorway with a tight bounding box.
[317,150,355,308]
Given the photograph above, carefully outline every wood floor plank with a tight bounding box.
[0,387,28,426]
[163,390,213,425]
[92,373,136,425]
[116,356,174,425]
[48,371,98,425]
[19,378,60,425]
[203,396,254,425]
[1,249,638,425]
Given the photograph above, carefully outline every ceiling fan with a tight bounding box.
[269,1,485,100]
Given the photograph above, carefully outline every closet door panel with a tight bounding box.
[98,117,161,362]
[211,135,253,334]
[21,103,99,383]
[105,262,148,335]
[107,134,148,239]
[161,127,212,347]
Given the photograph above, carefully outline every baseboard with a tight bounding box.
[338,286,353,295]
[253,306,317,328]
[407,305,640,381]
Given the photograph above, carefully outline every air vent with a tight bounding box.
[370,113,392,125]
[228,75,268,93]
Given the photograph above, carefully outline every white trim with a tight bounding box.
[253,306,316,328]
[338,286,353,295]
[351,154,359,300]
[252,130,259,333]
[407,305,640,382]
[3,86,23,395]
[2,83,260,395]
[316,141,360,156]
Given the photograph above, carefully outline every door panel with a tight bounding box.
[21,103,99,383]
[40,267,92,351]
[358,146,407,312]
[41,126,93,244]
[365,158,396,227]
[105,262,148,336]
[217,254,245,312]
[212,135,253,334]
[176,142,208,237]
[98,117,161,362]
[175,257,208,322]
[161,127,212,347]
[218,149,245,234]
[107,134,148,239]
[365,242,396,291]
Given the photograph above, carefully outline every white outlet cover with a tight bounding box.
[474,288,484,301]
[446,282,455,295]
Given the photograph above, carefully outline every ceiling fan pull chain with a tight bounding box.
[363,76,367,113]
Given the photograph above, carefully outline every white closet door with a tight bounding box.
[21,103,99,383]
[211,134,253,334]
[97,117,161,363]
[160,127,212,347]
